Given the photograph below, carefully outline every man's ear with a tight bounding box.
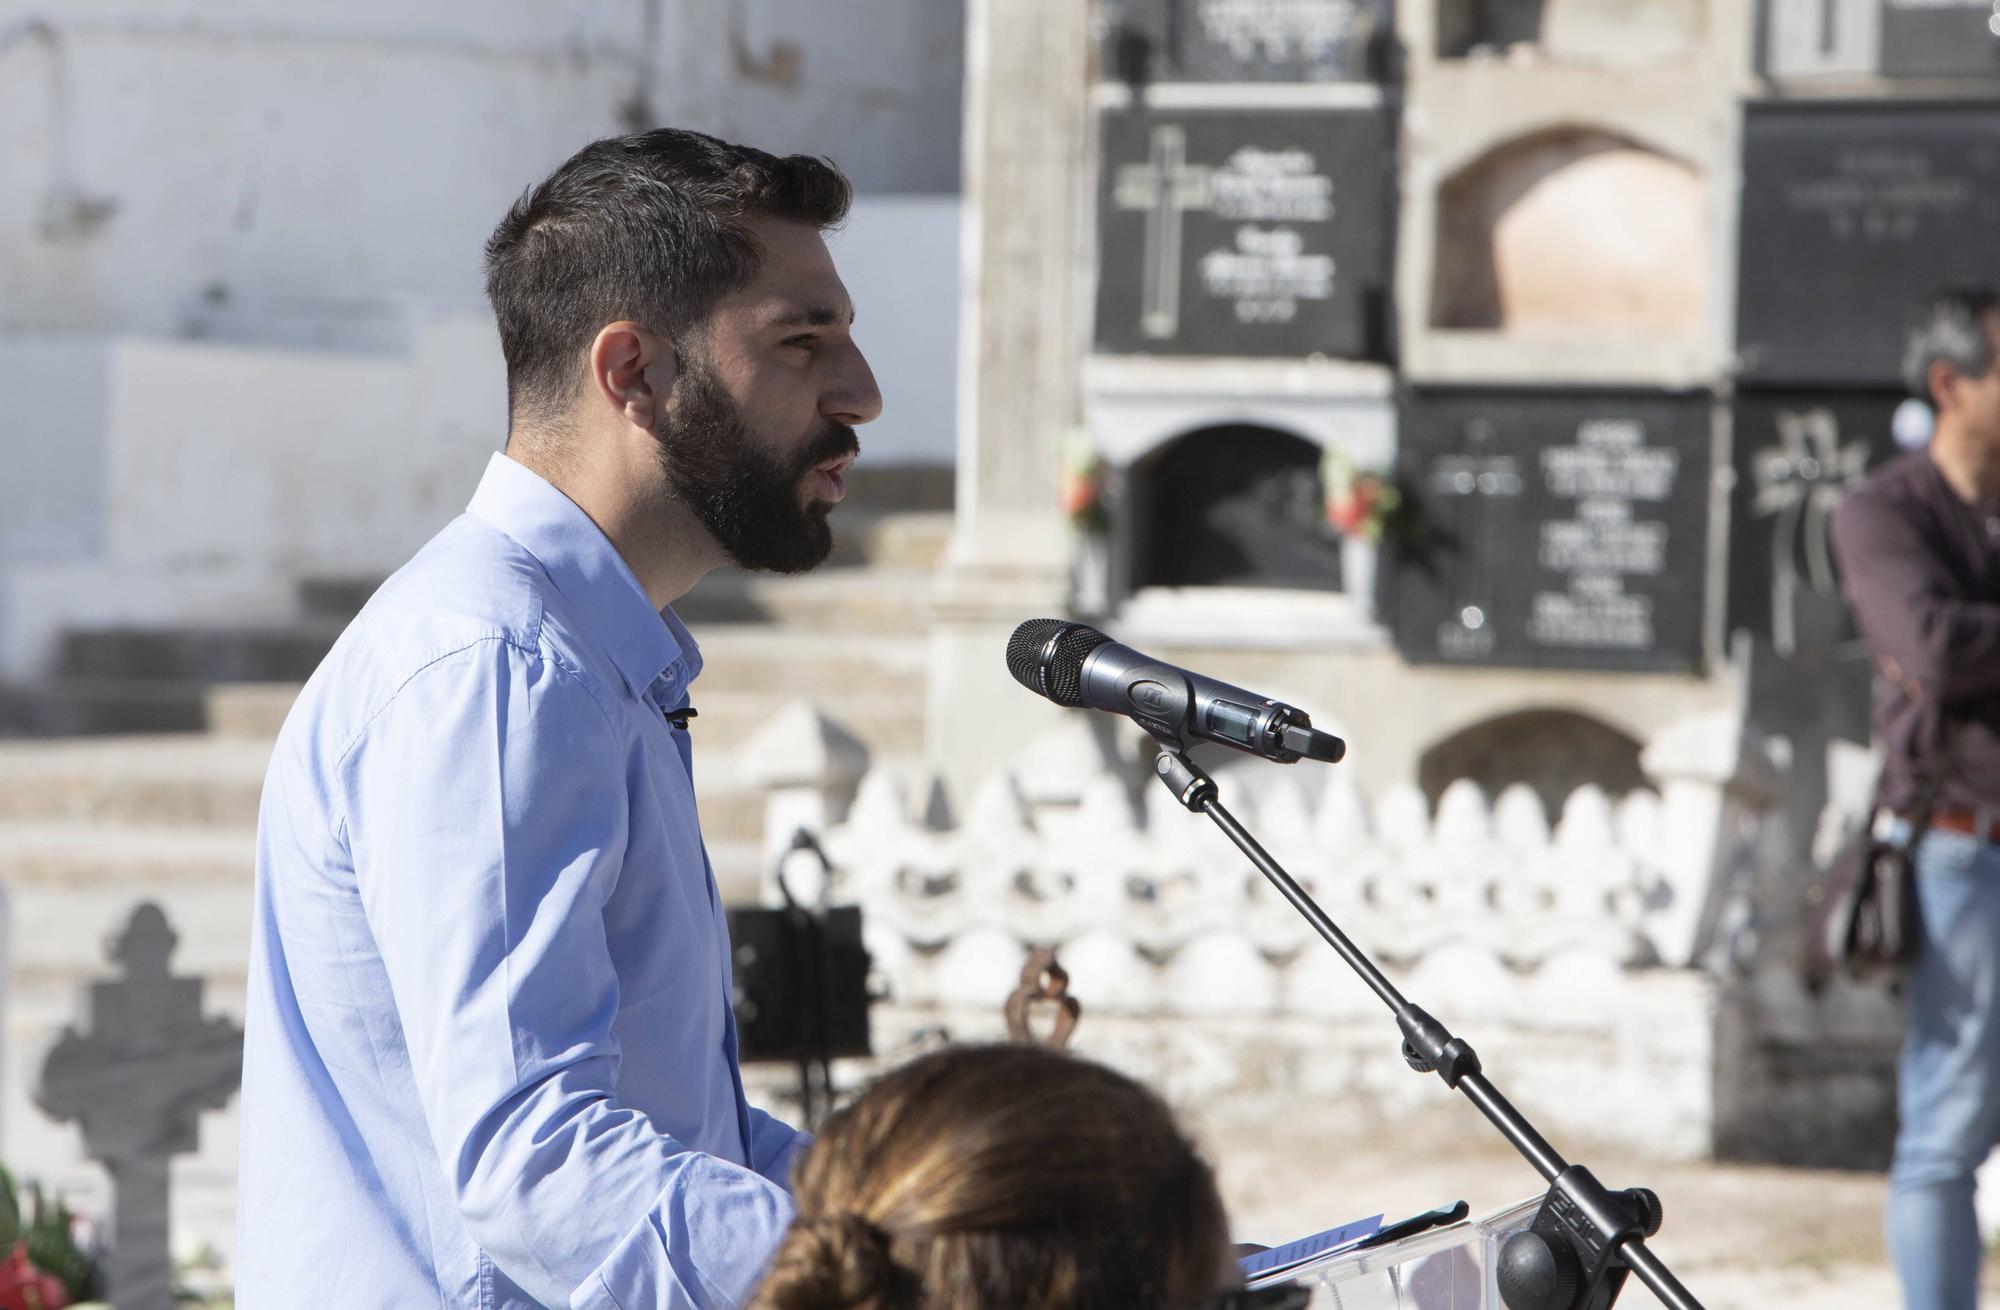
[589,322,678,430]
[1928,358,1959,415]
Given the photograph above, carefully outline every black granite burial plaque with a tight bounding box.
[1095,105,1394,358]
[1881,0,2000,77]
[1100,0,1393,83]
[1391,391,1713,672]
[1728,393,1906,871]
[1737,101,2000,386]
[1726,390,1909,655]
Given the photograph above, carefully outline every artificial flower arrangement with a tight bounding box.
[1061,433,1109,535]
[0,1167,99,1310]
[1320,445,1400,544]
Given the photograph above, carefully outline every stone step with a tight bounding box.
[59,621,346,684]
[676,569,938,633]
[0,823,255,978]
[0,820,760,980]
[0,677,210,738]
[205,679,930,764]
[824,511,954,573]
[682,629,931,702]
[838,465,954,515]
[52,592,928,708]
[204,682,303,739]
[294,513,952,623]
[683,691,926,763]
[0,821,255,889]
[0,736,272,826]
[298,577,380,620]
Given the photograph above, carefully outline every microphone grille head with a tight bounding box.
[1005,619,1110,707]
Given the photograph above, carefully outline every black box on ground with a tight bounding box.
[725,906,871,1065]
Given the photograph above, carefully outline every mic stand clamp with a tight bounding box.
[1148,747,1700,1310]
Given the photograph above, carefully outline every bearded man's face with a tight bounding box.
[652,353,859,575]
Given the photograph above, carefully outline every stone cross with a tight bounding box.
[35,903,243,1310]
[1114,124,1215,339]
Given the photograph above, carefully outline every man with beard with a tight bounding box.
[236,130,881,1310]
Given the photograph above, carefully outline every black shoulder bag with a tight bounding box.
[1804,723,1964,989]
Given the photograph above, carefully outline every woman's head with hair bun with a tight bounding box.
[754,1211,913,1310]
[749,1044,1231,1310]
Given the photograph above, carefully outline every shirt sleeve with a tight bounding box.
[742,1107,812,1188]
[1831,487,2000,705]
[340,637,793,1310]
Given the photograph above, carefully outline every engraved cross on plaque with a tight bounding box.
[36,904,243,1310]
[1429,420,1524,657]
[1114,124,1214,340]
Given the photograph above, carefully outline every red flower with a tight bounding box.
[0,1242,67,1310]
[1328,475,1387,537]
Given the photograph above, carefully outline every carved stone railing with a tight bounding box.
[750,709,1781,1021]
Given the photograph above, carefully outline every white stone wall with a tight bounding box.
[0,1,963,343]
[0,0,966,678]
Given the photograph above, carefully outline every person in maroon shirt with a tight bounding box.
[1831,288,2000,1310]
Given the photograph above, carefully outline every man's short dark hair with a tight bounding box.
[1902,288,2000,404]
[485,129,852,427]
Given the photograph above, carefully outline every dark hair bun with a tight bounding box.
[755,1212,902,1310]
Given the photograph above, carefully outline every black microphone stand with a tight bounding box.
[1143,731,1707,1310]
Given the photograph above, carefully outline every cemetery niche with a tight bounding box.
[1736,100,2000,386]
[1431,129,1705,339]
[1417,707,1647,822]
[1094,105,1395,359]
[1390,390,1713,673]
[1099,0,1394,83]
[1434,0,1705,64]
[1123,424,1346,591]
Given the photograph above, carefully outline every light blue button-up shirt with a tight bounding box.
[238,453,807,1309]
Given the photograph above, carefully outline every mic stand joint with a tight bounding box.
[1144,746,1702,1310]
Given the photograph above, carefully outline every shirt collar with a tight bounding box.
[465,452,701,704]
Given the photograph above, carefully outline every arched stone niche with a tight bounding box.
[1124,423,1345,592]
[1429,129,1706,338]
[1436,0,1706,63]
[1417,707,1646,821]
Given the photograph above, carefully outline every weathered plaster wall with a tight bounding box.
[0,1,966,678]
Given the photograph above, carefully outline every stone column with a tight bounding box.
[927,0,1093,803]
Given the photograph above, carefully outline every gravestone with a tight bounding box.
[1736,101,2000,385]
[1729,390,1907,867]
[1881,0,2000,75]
[1726,391,1906,657]
[1391,390,1713,671]
[1101,0,1393,82]
[35,904,242,1310]
[1094,105,1395,358]
[1131,425,1344,589]
[1762,0,2000,77]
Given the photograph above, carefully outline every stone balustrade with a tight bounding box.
[737,705,1890,1162]
[757,709,1781,1019]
